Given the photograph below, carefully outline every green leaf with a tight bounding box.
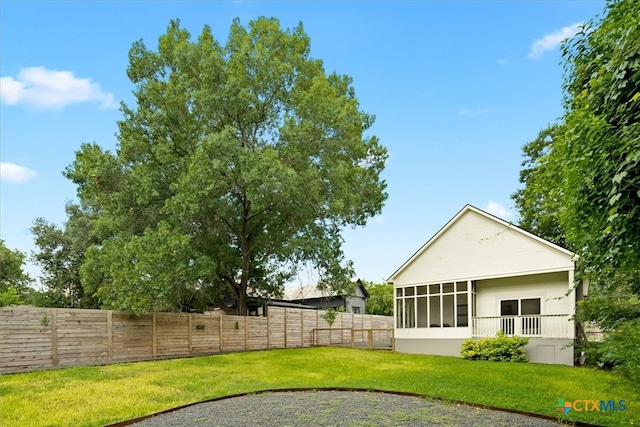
[609,193,622,205]
[612,171,627,184]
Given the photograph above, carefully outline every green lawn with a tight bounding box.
[0,347,637,426]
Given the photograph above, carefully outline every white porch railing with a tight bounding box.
[473,314,571,338]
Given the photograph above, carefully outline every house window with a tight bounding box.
[429,295,441,327]
[500,300,518,316]
[396,281,474,329]
[456,293,468,327]
[396,297,404,328]
[417,295,428,327]
[404,288,416,328]
[352,306,360,314]
[500,297,541,335]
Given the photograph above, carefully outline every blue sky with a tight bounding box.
[1,0,606,286]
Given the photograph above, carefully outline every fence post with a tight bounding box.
[244,316,248,350]
[267,308,270,349]
[51,309,58,367]
[219,315,223,352]
[152,313,157,358]
[188,314,193,354]
[300,309,304,347]
[284,309,288,348]
[107,310,113,362]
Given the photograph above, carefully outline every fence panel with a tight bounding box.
[0,306,54,372]
[156,313,190,357]
[302,311,317,347]
[111,313,153,362]
[221,315,246,352]
[57,309,110,368]
[191,314,221,353]
[284,309,301,348]
[247,317,269,351]
[267,307,285,349]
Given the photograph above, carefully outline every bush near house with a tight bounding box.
[461,331,529,362]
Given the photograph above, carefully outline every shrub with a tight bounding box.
[579,319,640,383]
[461,331,529,362]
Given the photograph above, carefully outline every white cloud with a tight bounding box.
[458,108,489,116]
[0,66,117,110]
[497,58,508,66]
[0,162,37,183]
[484,201,512,219]
[528,22,583,60]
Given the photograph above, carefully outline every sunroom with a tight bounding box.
[388,205,579,365]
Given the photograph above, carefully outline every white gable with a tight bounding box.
[389,205,574,285]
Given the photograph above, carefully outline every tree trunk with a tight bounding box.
[237,194,250,316]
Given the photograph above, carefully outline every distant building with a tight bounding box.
[282,280,370,314]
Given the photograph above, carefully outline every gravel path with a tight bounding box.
[126,390,566,426]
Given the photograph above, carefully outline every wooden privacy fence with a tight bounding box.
[0,306,392,374]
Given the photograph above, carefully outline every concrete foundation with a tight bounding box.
[394,338,574,365]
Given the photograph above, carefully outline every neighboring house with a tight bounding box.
[388,205,584,366]
[283,280,370,314]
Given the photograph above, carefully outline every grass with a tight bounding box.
[0,347,637,426]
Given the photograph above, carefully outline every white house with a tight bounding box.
[388,205,582,366]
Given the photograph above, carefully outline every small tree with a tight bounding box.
[0,240,34,306]
[31,204,101,309]
[363,281,393,316]
[321,306,345,326]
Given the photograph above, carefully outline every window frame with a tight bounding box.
[395,281,475,329]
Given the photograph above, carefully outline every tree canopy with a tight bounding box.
[363,281,393,316]
[514,0,639,281]
[511,124,567,248]
[65,18,387,315]
[512,0,639,381]
[31,204,101,309]
[556,0,640,278]
[0,240,34,306]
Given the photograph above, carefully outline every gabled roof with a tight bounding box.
[283,285,334,300]
[283,280,369,301]
[387,204,575,282]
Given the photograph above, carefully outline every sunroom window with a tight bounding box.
[396,281,475,328]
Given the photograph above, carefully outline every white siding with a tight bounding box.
[392,209,574,286]
[475,272,572,317]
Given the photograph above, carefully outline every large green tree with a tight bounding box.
[0,240,34,306]
[557,0,639,278]
[65,18,387,315]
[513,0,639,381]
